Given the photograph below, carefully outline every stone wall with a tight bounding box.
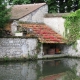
[62,40,80,57]
[19,5,48,23]
[44,17,65,36]
[0,38,38,58]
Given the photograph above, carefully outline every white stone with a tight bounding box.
[15,33,23,36]
[38,44,43,59]
[0,38,38,58]
[62,40,80,56]
[9,40,13,43]
[11,20,18,35]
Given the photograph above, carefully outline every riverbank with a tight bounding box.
[1,54,80,62]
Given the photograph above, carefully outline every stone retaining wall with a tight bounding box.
[62,40,80,57]
[0,38,38,58]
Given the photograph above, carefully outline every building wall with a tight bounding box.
[19,5,48,23]
[0,38,37,58]
[44,17,65,36]
[62,40,80,57]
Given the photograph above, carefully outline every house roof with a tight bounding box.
[10,3,46,20]
[20,23,65,43]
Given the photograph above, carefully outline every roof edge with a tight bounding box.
[44,13,70,18]
[10,3,47,20]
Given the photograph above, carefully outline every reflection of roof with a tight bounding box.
[40,73,64,80]
[10,3,46,19]
[21,23,65,43]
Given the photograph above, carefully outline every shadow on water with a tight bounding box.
[0,58,80,80]
[42,59,71,76]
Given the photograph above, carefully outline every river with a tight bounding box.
[0,58,80,80]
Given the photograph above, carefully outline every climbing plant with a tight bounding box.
[64,9,80,46]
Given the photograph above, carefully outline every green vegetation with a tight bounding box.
[46,0,57,13]
[0,0,10,36]
[46,0,79,13]
[12,0,31,4]
[36,42,41,53]
[0,0,10,29]
[64,9,80,48]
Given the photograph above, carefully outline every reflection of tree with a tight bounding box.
[62,65,80,80]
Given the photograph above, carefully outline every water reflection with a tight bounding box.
[0,59,80,80]
[62,58,80,76]
[0,62,38,80]
[42,59,70,76]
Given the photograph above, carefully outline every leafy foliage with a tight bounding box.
[12,0,31,4]
[64,9,80,45]
[31,0,44,3]
[46,0,57,13]
[47,0,79,13]
[0,0,10,37]
[0,0,10,29]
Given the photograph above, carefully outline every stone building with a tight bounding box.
[10,3,48,23]
[0,3,66,59]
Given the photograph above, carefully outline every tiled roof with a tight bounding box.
[21,23,65,43]
[5,23,11,31]
[10,3,46,19]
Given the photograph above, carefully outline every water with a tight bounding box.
[0,58,80,80]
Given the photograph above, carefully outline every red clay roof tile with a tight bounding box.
[21,23,65,43]
[5,23,65,43]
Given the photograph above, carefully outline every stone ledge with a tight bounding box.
[0,55,80,62]
[44,13,70,18]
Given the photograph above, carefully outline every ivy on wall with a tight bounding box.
[64,9,80,45]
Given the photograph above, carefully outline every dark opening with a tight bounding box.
[43,43,62,55]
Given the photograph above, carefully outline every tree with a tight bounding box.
[9,0,44,4]
[0,0,10,36]
[46,0,57,13]
[12,0,31,4]
[31,0,44,3]
[9,0,80,13]
[47,0,79,13]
